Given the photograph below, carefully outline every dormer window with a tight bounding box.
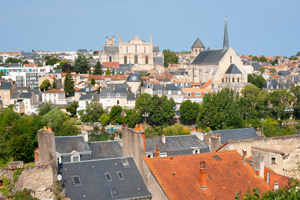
[107,93,110,97]
[158,90,162,95]
[168,90,171,95]
[71,154,80,162]
[116,93,120,97]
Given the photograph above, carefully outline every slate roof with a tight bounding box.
[192,49,228,65]
[278,71,290,76]
[103,46,119,54]
[154,56,164,66]
[263,79,294,90]
[127,93,136,101]
[126,73,142,82]
[89,141,122,159]
[11,91,21,99]
[79,94,95,101]
[55,136,91,154]
[191,38,205,49]
[99,87,128,99]
[153,45,160,52]
[211,128,259,145]
[19,92,32,99]
[43,89,64,93]
[145,135,209,155]
[225,64,242,74]
[0,82,13,90]
[59,157,152,200]
[143,151,271,200]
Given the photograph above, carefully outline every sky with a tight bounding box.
[1,0,299,57]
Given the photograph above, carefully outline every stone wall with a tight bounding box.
[0,165,55,199]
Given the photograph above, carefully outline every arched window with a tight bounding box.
[237,77,239,82]
[232,78,234,82]
[124,56,127,64]
[145,56,148,64]
[135,55,138,64]
[109,56,112,62]
[222,78,224,83]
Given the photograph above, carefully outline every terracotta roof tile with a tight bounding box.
[200,79,212,88]
[43,89,64,93]
[143,151,271,200]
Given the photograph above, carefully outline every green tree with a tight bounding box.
[270,59,278,66]
[105,67,111,75]
[252,56,259,62]
[51,81,57,89]
[40,79,51,91]
[0,71,5,78]
[259,67,265,74]
[296,51,300,57]
[46,58,59,66]
[93,51,98,55]
[79,101,105,122]
[93,61,103,75]
[290,86,300,119]
[64,70,75,97]
[259,55,267,63]
[100,113,110,126]
[248,74,266,89]
[109,105,122,123]
[90,78,95,85]
[163,49,178,68]
[269,68,277,74]
[22,60,29,65]
[179,100,200,125]
[66,101,79,117]
[9,134,34,163]
[5,57,21,64]
[75,54,89,73]
[38,102,55,116]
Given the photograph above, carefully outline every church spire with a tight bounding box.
[223,15,229,50]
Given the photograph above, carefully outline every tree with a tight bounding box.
[248,74,266,89]
[0,71,5,78]
[270,59,278,66]
[38,102,55,116]
[105,67,111,75]
[179,100,200,125]
[75,54,89,73]
[90,78,95,85]
[51,81,57,89]
[22,60,29,65]
[40,79,51,91]
[289,57,299,60]
[100,113,110,126]
[9,134,34,163]
[252,56,259,62]
[269,68,277,74]
[259,55,267,63]
[93,61,103,75]
[46,58,59,66]
[64,70,75,97]
[259,67,265,74]
[109,105,122,123]
[5,57,21,64]
[163,49,178,68]
[93,51,98,55]
[296,51,300,57]
[79,101,105,122]
[66,101,79,117]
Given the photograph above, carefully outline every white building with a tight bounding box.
[42,89,67,105]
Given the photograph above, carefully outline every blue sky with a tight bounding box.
[1,0,299,56]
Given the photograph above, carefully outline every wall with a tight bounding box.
[0,165,55,199]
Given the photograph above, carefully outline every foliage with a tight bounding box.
[296,51,300,57]
[251,56,259,62]
[90,78,95,85]
[53,181,65,200]
[259,67,265,74]
[109,106,122,122]
[93,61,103,75]
[259,55,267,63]
[289,57,299,60]
[270,59,278,66]
[66,101,79,117]
[100,113,110,126]
[51,81,57,89]
[46,58,59,66]
[124,110,142,128]
[75,54,89,73]
[11,188,39,200]
[162,124,190,136]
[269,68,277,74]
[93,51,98,55]
[163,49,178,68]
[105,67,111,75]
[0,176,12,196]
[22,60,29,65]
[9,135,34,162]
[78,101,105,122]
[64,70,75,97]
[38,102,55,116]
[179,100,200,125]
[0,71,5,78]
[57,63,75,72]
[40,79,51,91]
[13,168,23,183]
[248,74,266,89]
[5,57,21,64]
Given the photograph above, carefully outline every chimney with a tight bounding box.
[274,179,279,191]
[81,126,84,130]
[199,161,207,189]
[47,127,52,132]
[162,134,166,144]
[192,127,195,131]
[139,124,144,131]
[135,124,139,131]
[259,156,264,178]
[43,126,47,130]
[155,145,160,157]
[242,150,247,165]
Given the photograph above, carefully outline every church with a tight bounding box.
[190,17,249,93]
[100,35,164,69]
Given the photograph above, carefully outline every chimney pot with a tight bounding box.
[139,124,144,131]
[274,179,279,191]
[47,127,52,132]
[43,126,47,130]
[199,161,207,189]
[155,145,160,157]
[162,134,166,144]
[135,124,139,131]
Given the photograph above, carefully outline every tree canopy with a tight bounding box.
[40,79,51,91]
[248,74,266,89]
[64,70,75,97]
[259,55,267,63]
[163,49,178,68]
[93,61,103,75]
[179,100,200,125]
[105,67,111,75]
[75,54,89,73]
[78,101,105,122]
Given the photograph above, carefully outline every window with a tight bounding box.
[121,158,130,167]
[145,56,148,64]
[4,91,7,96]
[232,78,234,82]
[126,47,128,53]
[178,91,181,95]
[71,155,80,162]
[116,93,120,97]
[213,155,221,161]
[144,46,146,53]
[168,90,171,95]
[230,56,232,63]
[134,55,138,64]
[107,93,110,97]
[117,100,120,105]
[0,180,3,187]
[105,173,112,181]
[107,100,111,106]
[158,90,162,95]
[124,56,127,64]
[72,176,81,186]
[185,92,191,97]
[271,157,276,164]
[117,171,124,180]
[109,56,112,62]
[222,78,224,83]
[195,92,201,96]
[135,45,137,53]
[237,77,239,82]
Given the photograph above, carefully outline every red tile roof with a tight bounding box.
[143,151,271,200]
[200,79,212,88]
[102,62,119,68]
[24,64,38,67]
[264,168,290,189]
[88,75,127,81]
[43,89,64,93]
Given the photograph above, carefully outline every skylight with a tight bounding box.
[72,176,81,186]
[105,173,112,181]
[213,155,221,161]
[94,145,98,149]
[121,158,130,167]
[117,171,124,180]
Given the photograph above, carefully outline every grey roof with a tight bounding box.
[126,73,142,82]
[19,92,32,99]
[263,78,294,90]
[103,46,119,54]
[153,45,160,52]
[191,49,228,65]
[127,93,136,101]
[154,56,164,66]
[79,94,95,101]
[165,84,181,91]
[11,91,21,99]
[9,63,21,67]
[211,128,259,145]
[251,62,262,70]
[75,87,95,93]
[107,83,128,88]
[55,136,91,154]
[89,141,122,159]
[192,38,205,49]
[145,135,209,155]
[99,87,128,98]
[59,157,152,200]
[0,82,13,90]
[225,64,242,74]
[77,49,88,53]
[278,71,290,76]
